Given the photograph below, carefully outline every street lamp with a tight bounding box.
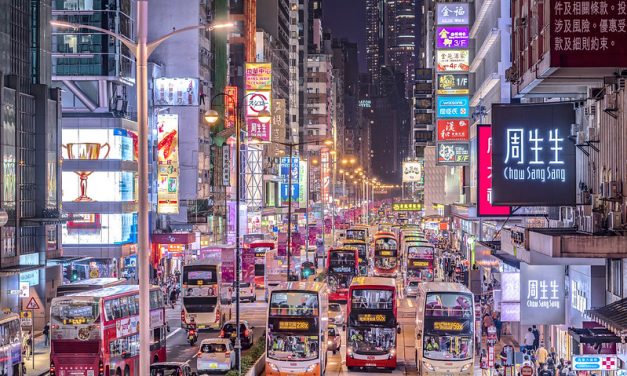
[205,93,270,374]
[52,8,233,375]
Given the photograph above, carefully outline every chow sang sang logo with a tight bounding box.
[526,279,561,309]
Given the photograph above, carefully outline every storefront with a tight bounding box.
[151,232,196,276]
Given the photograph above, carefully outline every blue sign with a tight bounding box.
[280,183,299,203]
[437,96,469,118]
[572,355,618,371]
[279,157,299,184]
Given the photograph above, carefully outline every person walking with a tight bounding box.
[493,311,502,341]
[532,325,540,350]
[482,312,494,337]
[480,349,490,376]
[43,323,50,347]
[536,341,549,370]
[523,328,535,352]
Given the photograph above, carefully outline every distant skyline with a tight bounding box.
[322,0,367,71]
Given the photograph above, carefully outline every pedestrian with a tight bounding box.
[536,341,549,369]
[493,311,502,341]
[480,349,490,376]
[483,312,494,336]
[43,322,50,347]
[538,364,553,376]
[523,328,535,353]
[169,288,177,308]
[532,325,540,350]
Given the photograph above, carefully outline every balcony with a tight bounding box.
[528,228,627,258]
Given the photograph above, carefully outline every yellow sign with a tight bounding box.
[411,260,430,267]
[278,321,310,331]
[63,317,88,325]
[20,311,32,319]
[433,321,464,331]
[377,250,394,256]
[358,314,386,323]
[392,203,423,211]
[245,63,272,91]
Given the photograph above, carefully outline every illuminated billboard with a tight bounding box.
[437,74,469,95]
[437,119,469,141]
[436,26,469,49]
[402,161,423,183]
[437,96,469,118]
[154,78,198,106]
[437,142,470,165]
[436,3,470,25]
[436,50,470,72]
[224,86,237,129]
[477,125,511,216]
[157,114,179,214]
[245,63,272,91]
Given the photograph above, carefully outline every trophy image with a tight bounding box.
[63,143,110,202]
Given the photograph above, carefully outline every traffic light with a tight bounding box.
[71,269,79,282]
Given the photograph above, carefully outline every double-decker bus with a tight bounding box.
[403,242,435,284]
[266,282,329,376]
[346,226,368,243]
[327,247,359,301]
[346,277,398,371]
[50,285,167,376]
[373,232,399,277]
[247,240,275,289]
[415,282,475,375]
[56,277,126,297]
[0,313,22,376]
[181,261,224,330]
[341,239,369,276]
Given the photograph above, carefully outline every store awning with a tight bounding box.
[46,256,92,266]
[567,327,621,344]
[586,298,627,335]
[0,264,45,277]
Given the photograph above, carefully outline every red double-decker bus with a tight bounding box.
[373,232,399,277]
[326,247,358,301]
[50,285,167,376]
[247,240,275,288]
[346,277,398,371]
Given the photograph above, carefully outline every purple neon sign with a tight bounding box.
[436,26,470,49]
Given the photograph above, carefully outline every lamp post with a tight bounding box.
[205,96,270,374]
[51,9,233,375]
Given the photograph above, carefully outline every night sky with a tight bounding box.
[322,0,367,71]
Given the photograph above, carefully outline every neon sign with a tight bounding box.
[278,321,310,331]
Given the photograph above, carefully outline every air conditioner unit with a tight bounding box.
[576,131,586,145]
[586,126,599,142]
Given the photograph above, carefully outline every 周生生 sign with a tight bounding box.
[436,3,470,25]
[437,96,469,118]
[520,264,565,325]
[491,103,576,206]
[437,143,470,165]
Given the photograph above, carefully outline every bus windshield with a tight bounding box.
[329,251,355,268]
[351,289,393,310]
[407,246,433,259]
[183,267,218,284]
[269,291,319,316]
[346,229,366,241]
[375,257,397,269]
[0,318,21,347]
[328,274,351,290]
[267,332,319,361]
[374,238,397,250]
[423,292,474,361]
[51,300,99,325]
[348,327,396,355]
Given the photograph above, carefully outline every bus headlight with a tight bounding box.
[460,363,472,372]
[388,348,396,359]
[347,347,354,358]
[268,362,280,372]
[423,361,435,371]
[306,364,317,373]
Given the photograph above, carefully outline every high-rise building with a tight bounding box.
[366,0,384,94]
[0,0,62,326]
[298,0,323,143]
[332,39,360,164]
[385,0,417,98]
[53,0,138,281]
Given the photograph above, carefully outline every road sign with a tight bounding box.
[521,365,534,376]
[25,297,39,310]
[573,355,618,371]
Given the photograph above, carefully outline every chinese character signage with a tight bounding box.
[224,86,238,129]
[298,160,308,204]
[402,161,424,183]
[321,149,331,204]
[222,145,231,186]
[437,96,469,118]
[392,202,423,211]
[492,103,576,206]
[436,3,470,25]
[157,114,179,214]
[437,74,470,95]
[550,0,627,67]
[154,78,198,106]
[437,142,470,165]
[272,99,286,142]
[245,91,272,117]
[436,50,470,72]
[520,264,566,325]
[501,272,520,302]
[436,26,470,48]
[245,62,272,90]
[247,118,271,142]
[477,125,511,216]
[437,119,469,141]
[279,157,299,204]
[573,355,618,371]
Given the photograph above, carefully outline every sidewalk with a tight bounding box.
[24,332,49,376]
[473,333,520,376]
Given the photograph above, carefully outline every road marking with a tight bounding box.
[166,327,182,340]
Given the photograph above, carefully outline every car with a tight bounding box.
[405,280,420,297]
[150,362,197,376]
[237,282,256,302]
[327,325,341,354]
[219,320,254,349]
[197,338,235,374]
[328,302,345,329]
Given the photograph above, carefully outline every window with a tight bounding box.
[607,259,623,296]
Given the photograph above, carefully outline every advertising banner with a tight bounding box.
[321,148,330,204]
[222,145,231,186]
[245,62,272,91]
[247,118,271,142]
[392,202,423,211]
[402,161,423,183]
[477,125,511,216]
[492,103,576,206]
[157,114,179,214]
[436,50,470,72]
[436,26,470,48]
[245,91,271,117]
[277,232,287,257]
[436,3,470,25]
[224,86,238,129]
[154,78,198,106]
[242,247,256,284]
[437,96,469,118]
[221,247,235,284]
[299,160,308,204]
[437,74,470,95]
[520,264,566,325]
[272,99,286,142]
[437,142,470,165]
[437,119,469,141]
[501,272,521,302]
[550,1,627,67]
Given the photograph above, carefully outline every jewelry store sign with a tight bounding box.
[436,3,470,25]
[520,264,565,325]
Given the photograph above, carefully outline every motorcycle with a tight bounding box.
[187,328,198,346]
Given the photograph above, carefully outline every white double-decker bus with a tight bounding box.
[266,282,329,376]
[181,261,224,330]
[415,282,475,375]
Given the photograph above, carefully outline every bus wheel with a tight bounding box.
[153,355,159,363]
[124,365,130,376]
[115,368,122,376]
